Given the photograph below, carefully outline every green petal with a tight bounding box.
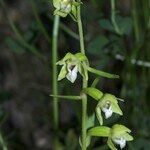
[96,107,103,125]
[88,126,110,137]
[107,138,117,150]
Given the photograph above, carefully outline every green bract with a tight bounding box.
[96,93,123,125]
[53,0,81,20]
[57,52,89,83]
[84,87,103,101]
[107,124,133,150]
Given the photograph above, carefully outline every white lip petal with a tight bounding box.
[102,106,113,119]
[113,138,126,149]
[66,65,78,83]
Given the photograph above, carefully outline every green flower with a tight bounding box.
[57,52,88,83]
[96,94,123,125]
[107,124,133,150]
[52,0,81,20]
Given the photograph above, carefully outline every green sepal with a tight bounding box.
[83,87,103,101]
[111,101,123,116]
[54,9,68,17]
[88,126,110,137]
[70,5,78,21]
[78,63,88,81]
[112,124,131,134]
[72,1,82,7]
[87,66,119,79]
[75,53,88,62]
[53,0,60,8]
[96,106,103,125]
[57,64,67,81]
[56,53,74,65]
[107,138,117,150]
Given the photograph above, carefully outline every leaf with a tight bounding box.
[5,37,25,54]
[84,87,103,101]
[88,126,110,137]
[116,16,132,35]
[87,67,119,79]
[99,19,114,32]
[87,36,109,55]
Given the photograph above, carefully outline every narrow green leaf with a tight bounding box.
[88,126,110,137]
[87,67,119,79]
[84,87,103,101]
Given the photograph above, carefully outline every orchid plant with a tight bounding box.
[51,0,133,150]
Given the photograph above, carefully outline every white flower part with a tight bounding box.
[61,0,71,13]
[102,106,113,119]
[66,65,78,83]
[113,138,126,149]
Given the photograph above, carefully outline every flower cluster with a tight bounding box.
[52,1,133,149]
[84,87,133,149]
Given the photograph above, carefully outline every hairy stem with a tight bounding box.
[52,15,60,150]
[77,3,88,150]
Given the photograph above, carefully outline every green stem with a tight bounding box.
[111,0,120,34]
[132,0,140,42]
[52,15,60,150]
[31,0,51,43]
[77,3,88,150]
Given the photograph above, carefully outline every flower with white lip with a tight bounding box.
[96,94,123,125]
[57,52,88,83]
[107,124,133,150]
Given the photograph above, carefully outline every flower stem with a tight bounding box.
[52,15,60,150]
[77,3,88,150]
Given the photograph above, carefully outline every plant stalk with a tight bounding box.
[52,15,60,150]
[77,3,88,150]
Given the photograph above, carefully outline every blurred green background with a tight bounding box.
[0,0,150,149]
